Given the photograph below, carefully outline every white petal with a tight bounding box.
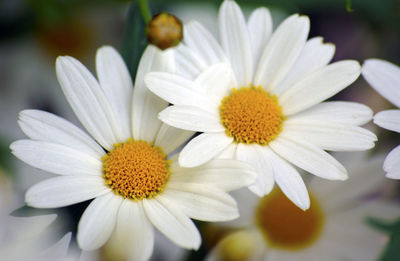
[362,59,400,108]
[216,143,237,159]
[194,63,236,100]
[179,132,233,167]
[386,171,400,179]
[159,106,223,132]
[288,101,373,126]
[96,46,132,141]
[269,135,348,180]
[283,119,377,151]
[248,7,273,68]
[310,155,386,212]
[25,176,110,208]
[40,232,72,259]
[280,60,361,115]
[383,144,400,175]
[154,124,194,155]
[18,109,104,158]
[219,0,253,86]
[373,109,400,133]
[56,56,118,150]
[170,159,256,191]
[143,197,201,250]
[78,193,123,251]
[145,71,219,110]
[254,14,309,91]
[111,200,154,261]
[262,146,310,210]
[11,140,102,176]
[175,44,207,80]
[274,37,335,96]
[162,183,238,221]
[236,143,275,196]
[132,45,174,142]
[184,21,227,65]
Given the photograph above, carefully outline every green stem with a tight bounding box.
[138,0,152,24]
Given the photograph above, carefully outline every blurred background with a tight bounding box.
[0,0,399,260]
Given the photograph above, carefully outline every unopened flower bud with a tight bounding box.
[147,12,183,50]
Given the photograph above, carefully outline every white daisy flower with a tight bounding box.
[10,45,256,261]
[206,153,400,261]
[144,0,377,210]
[362,59,400,179]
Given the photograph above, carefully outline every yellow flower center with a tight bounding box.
[218,231,258,261]
[102,138,170,200]
[256,190,324,250]
[219,86,285,145]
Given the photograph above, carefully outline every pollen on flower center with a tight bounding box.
[256,190,324,250]
[102,138,170,200]
[219,86,285,145]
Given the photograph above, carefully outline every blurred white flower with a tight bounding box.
[207,153,399,261]
[145,0,377,210]
[0,168,74,261]
[362,59,400,179]
[10,45,256,261]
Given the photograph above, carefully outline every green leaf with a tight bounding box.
[120,1,148,81]
[345,0,353,12]
[0,136,14,176]
[367,217,400,261]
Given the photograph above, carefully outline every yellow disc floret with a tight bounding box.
[255,190,324,250]
[219,86,285,145]
[102,138,170,200]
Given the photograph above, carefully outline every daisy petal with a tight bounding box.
[78,193,123,251]
[194,63,237,100]
[18,109,104,158]
[362,59,400,108]
[170,159,256,191]
[132,45,174,142]
[383,144,400,176]
[269,135,348,180]
[248,7,273,67]
[236,144,275,196]
[373,109,400,133]
[163,183,238,221]
[155,124,194,155]
[10,140,102,176]
[25,176,110,208]
[143,198,201,250]
[56,56,118,150]
[310,155,385,211]
[284,120,377,151]
[158,106,223,132]
[41,232,72,258]
[289,101,373,126]
[262,147,310,210]
[96,46,132,141]
[386,171,400,179]
[274,37,335,96]
[145,71,218,110]
[280,60,361,115]
[184,21,227,65]
[219,0,253,86]
[216,143,237,159]
[254,14,310,92]
[175,44,207,80]
[112,200,154,261]
[179,132,233,167]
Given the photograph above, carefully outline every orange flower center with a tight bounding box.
[102,139,170,200]
[219,86,284,145]
[256,190,324,250]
